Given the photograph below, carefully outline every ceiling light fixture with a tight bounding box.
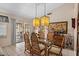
[41,3,49,27]
[33,4,40,27]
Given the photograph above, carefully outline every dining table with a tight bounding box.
[38,39,53,56]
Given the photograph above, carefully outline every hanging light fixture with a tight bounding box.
[33,4,40,27]
[33,17,40,27]
[41,16,49,26]
[41,3,49,26]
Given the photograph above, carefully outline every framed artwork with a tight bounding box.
[72,18,75,29]
[49,21,68,34]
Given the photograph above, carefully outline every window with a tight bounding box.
[0,15,9,23]
[0,23,7,37]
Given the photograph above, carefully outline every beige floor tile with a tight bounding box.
[2,42,30,56]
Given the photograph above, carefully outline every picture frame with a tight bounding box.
[49,21,68,34]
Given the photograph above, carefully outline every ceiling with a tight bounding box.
[0,3,64,20]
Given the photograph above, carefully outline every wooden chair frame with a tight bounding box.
[48,35,65,56]
[24,32,32,54]
[30,32,46,56]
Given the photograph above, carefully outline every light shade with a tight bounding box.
[33,17,40,27]
[41,16,49,26]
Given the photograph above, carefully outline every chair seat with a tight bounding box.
[49,45,61,54]
[39,43,45,50]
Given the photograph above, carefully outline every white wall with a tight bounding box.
[73,4,78,56]
[49,3,74,36]
[0,13,12,47]
[0,11,31,47]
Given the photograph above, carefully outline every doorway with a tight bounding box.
[16,23,24,43]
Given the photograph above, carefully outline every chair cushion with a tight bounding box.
[49,45,61,54]
[39,44,45,50]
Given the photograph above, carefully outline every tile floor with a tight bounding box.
[1,42,30,56]
[1,42,75,56]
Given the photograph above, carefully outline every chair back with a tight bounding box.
[31,32,40,51]
[47,32,54,42]
[53,35,64,47]
[24,32,31,51]
[38,32,45,39]
[48,35,65,56]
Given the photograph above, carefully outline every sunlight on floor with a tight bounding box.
[2,42,30,56]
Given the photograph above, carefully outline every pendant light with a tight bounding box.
[33,4,40,27]
[41,3,49,26]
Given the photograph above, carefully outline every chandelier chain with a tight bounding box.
[44,3,46,16]
[35,3,37,17]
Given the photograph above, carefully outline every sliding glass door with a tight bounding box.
[16,23,24,43]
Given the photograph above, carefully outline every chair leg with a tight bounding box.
[30,53,33,56]
[25,49,26,51]
[31,52,33,56]
[60,53,62,56]
[46,49,49,56]
[24,49,26,53]
[30,49,33,56]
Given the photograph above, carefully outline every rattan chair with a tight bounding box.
[47,32,54,42]
[38,32,45,39]
[30,32,46,56]
[48,35,64,56]
[24,32,31,53]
